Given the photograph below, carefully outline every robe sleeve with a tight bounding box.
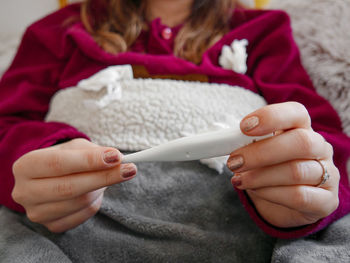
[0,8,89,212]
[235,10,350,239]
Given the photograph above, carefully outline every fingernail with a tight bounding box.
[241,116,259,132]
[231,174,242,187]
[103,150,120,164]
[227,155,244,171]
[121,164,137,179]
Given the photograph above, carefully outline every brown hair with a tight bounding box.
[81,0,238,64]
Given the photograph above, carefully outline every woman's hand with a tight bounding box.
[227,102,340,228]
[12,138,137,233]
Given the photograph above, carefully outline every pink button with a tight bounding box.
[161,27,172,40]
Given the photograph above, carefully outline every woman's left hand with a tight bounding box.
[227,102,340,228]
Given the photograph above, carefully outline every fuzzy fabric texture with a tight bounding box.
[271,212,350,262]
[46,66,266,152]
[0,161,276,263]
[46,65,266,173]
[270,0,350,136]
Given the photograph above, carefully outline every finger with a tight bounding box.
[227,128,332,172]
[20,147,122,178]
[248,192,323,227]
[27,163,137,203]
[44,193,103,233]
[51,138,97,150]
[247,185,339,218]
[240,102,312,136]
[231,159,332,190]
[26,188,105,224]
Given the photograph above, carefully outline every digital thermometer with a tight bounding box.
[122,128,271,163]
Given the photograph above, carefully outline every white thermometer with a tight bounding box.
[122,128,271,163]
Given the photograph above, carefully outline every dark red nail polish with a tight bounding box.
[121,165,137,179]
[231,175,242,187]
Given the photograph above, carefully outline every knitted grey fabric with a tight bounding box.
[0,161,275,262]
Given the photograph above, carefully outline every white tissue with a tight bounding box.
[219,39,248,74]
[78,65,133,108]
[200,156,230,174]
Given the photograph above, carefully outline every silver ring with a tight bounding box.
[315,159,330,187]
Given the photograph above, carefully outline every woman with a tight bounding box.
[0,0,349,260]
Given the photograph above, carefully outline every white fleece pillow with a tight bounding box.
[46,65,267,172]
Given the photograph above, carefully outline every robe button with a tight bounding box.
[161,27,172,40]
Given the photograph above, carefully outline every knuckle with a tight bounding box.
[47,154,63,173]
[333,167,340,183]
[86,151,101,169]
[12,160,21,177]
[324,142,334,157]
[331,195,339,213]
[293,187,310,208]
[290,101,304,109]
[290,161,305,183]
[292,102,311,125]
[58,138,80,149]
[66,138,88,148]
[320,195,339,218]
[26,209,42,223]
[294,129,316,156]
[72,138,87,145]
[297,102,309,114]
[12,153,32,177]
[53,179,74,198]
[11,188,24,204]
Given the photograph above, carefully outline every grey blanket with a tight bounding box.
[1,161,275,263]
[1,161,350,262]
[1,0,350,262]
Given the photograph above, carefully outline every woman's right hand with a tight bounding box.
[11,138,137,233]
